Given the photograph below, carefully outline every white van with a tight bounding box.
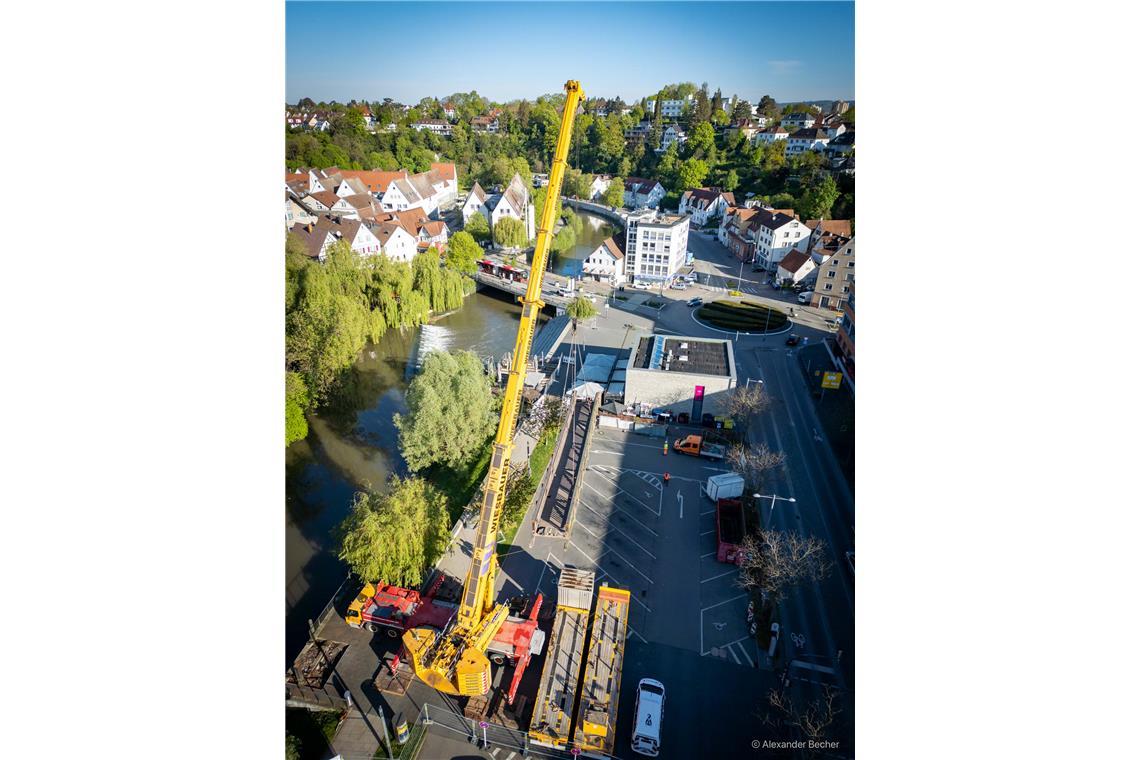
[797,291,813,304]
[631,678,665,756]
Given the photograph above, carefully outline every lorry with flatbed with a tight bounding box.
[715,498,747,565]
[574,585,631,758]
[672,434,726,460]
[529,568,595,751]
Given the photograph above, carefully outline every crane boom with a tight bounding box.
[404,80,585,697]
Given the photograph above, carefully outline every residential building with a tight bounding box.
[470,115,499,133]
[623,121,651,145]
[371,221,418,263]
[726,119,763,142]
[587,175,613,201]
[287,216,385,261]
[752,126,789,146]
[623,209,690,283]
[678,187,735,226]
[624,334,737,417]
[333,177,371,197]
[835,283,855,382]
[330,169,410,197]
[486,174,535,240]
[375,163,458,216]
[582,236,626,285]
[753,209,810,272]
[532,173,550,188]
[805,219,853,249]
[718,206,762,261]
[646,96,691,119]
[304,190,357,217]
[442,102,457,120]
[461,182,491,226]
[623,177,666,209]
[776,249,815,284]
[810,236,856,311]
[780,112,817,131]
[285,194,317,228]
[787,128,830,156]
[826,130,854,158]
[374,208,450,253]
[411,118,453,136]
[659,125,686,152]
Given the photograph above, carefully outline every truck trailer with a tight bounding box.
[529,568,595,750]
[704,472,745,501]
[574,585,631,758]
[715,498,746,565]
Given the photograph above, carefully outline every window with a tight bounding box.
[826,271,836,278]
[845,273,854,281]
[847,261,855,267]
[824,283,833,291]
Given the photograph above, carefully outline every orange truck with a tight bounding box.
[672,434,726,460]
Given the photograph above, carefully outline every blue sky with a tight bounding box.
[286,1,853,105]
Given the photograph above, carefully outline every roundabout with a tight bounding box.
[690,299,793,336]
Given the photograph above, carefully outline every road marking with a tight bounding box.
[608,550,655,584]
[701,551,716,558]
[734,640,755,668]
[582,478,659,521]
[628,626,649,644]
[701,593,748,612]
[506,753,517,760]
[678,491,684,519]
[700,509,716,516]
[702,568,737,584]
[491,748,500,757]
[581,491,661,537]
[791,659,836,674]
[578,499,657,559]
[701,466,729,472]
[700,529,716,536]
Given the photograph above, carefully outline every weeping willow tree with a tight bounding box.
[336,475,452,586]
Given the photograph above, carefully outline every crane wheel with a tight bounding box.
[365,623,378,633]
[386,627,399,639]
[491,653,506,665]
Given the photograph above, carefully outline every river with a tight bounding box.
[284,210,614,662]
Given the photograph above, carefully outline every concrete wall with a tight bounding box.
[623,368,735,417]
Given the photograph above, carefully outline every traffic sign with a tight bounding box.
[821,371,842,389]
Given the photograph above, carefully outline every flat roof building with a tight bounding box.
[623,335,737,417]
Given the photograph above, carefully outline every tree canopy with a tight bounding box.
[337,476,452,586]
[446,231,481,274]
[601,177,625,207]
[494,216,527,249]
[463,211,490,243]
[394,349,497,471]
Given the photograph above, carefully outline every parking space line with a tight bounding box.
[733,640,755,668]
[628,626,649,644]
[584,473,659,518]
[701,568,737,584]
[580,490,662,537]
[701,593,748,613]
[578,500,657,559]
[700,529,716,536]
[574,514,603,540]
[607,549,655,585]
[700,509,716,516]
[701,551,716,558]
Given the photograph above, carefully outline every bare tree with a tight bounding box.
[727,442,786,490]
[764,685,842,751]
[737,529,832,605]
[727,383,771,421]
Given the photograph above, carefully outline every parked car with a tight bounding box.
[797,291,813,304]
[769,279,781,290]
[687,297,703,307]
[786,334,800,346]
[670,281,687,290]
[632,281,650,290]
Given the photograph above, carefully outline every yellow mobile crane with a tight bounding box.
[403,80,586,697]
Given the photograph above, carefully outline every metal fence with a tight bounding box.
[398,703,596,760]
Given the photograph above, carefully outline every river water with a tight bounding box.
[284,210,613,662]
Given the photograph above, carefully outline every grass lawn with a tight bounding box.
[697,300,788,332]
[428,441,493,523]
[286,708,342,760]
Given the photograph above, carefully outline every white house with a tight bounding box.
[426,163,458,206]
[285,194,316,228]
[775,249,816,284]
[588,175,613,201]
[487,174,535,240]
[304,190,357,217]
[412,119,452,136]
[623,178,666,210]
[380,174,439,215]
[373,221,418,263]
[786,128,830,156]
[659,125,686,153]
[646,96,690,119]
[752,126,789,146]
[582,236,626,284]
[752,209,810,272]
[780,112,816,130]
[470,115,499,133]
[288,216,384,261]
[461,182,491,225]
[678,188,736,226]
[333,177,370,197]
[623,209,690,284]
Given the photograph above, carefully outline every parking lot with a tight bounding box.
[519,424,761,669]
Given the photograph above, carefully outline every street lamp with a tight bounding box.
[754,492,796,527]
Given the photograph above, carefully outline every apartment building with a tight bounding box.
[810,236,856,311]
[623,209,690,284]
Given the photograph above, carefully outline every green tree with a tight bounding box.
[394,350,496,470]
[447,231,481,273]
[732,99,753,121]
[566,295,598,327]
[687,122,716,161]
[336,476,451,587]
[724,168,740,192]
[796,175,840,220]
[601,177,625,207]
[285,371,310,446]
[677,158,710,190]
[494,216,527,249]
[463,211,490,243]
